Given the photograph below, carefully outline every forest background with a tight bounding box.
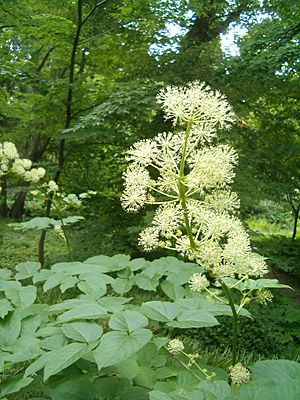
[0,0,300,398]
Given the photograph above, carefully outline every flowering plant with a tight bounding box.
[122,81,288,373]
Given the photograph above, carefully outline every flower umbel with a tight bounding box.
[188,273,210,292]
[167,339,184,355]
[229,363,250,385]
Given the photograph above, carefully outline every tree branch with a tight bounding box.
[80,0,110,27]
[37,47,55,72]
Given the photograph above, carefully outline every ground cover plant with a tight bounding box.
[1,82,300,400]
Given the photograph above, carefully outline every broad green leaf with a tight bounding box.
[24,352,52,377]
[239,279,292,290]
[94,377,127,399]
[134,365,156,389]
[62,216,85,225]
[160,280,187,300]
[40,334,66,351]
[10,217,56,230]
[50,376,97,400]
[97,297,132,313]
[77,280,107,298]
[109,310,148,333]
[60,276,79,293]
[0,311,21,346]
[121,385,149,400]
[44,342,89,380]
[52,261,109,274]
[15,262,41,280]
[149,391,172,400]
[251,360,300,383]
[199,380,232,400]
[135,271,160,291]
[128,258,150,271]
[21,315,41,336]
[57,303,107,322]
[0,269,12,280]
[62,322,103,343]
[5,285,37,309]
[94,328,152,370]
[0,376,33,397]
[0,299,13,319]
[111,277,134,294]
[47,299,100,313]
[32,269,52,284]
[116,358,139,379]
[43,272,69,292]
[168,310,219,328]
[141,301,177,322]
[51,375,96,400]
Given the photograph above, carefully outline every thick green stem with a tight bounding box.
[221,282,238,365]
[178,120,197,250]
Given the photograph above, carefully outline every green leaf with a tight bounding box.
[60,276,79,293]
[111,277,134,294]
[94,377,127,399]
[0,311,21,346]
[168,310,219,328]
[43,272,69,292]
[94,329,152,370]
[62,322,103,343]
[0,299,13,319]
[239,279,292,290]
[199,381,232,400]
[141,301,177,322]
[135,271,160,291]
[32,269,52,284]
[5,285,37,309]
[134,365,156,389]
[50,376,97,400]
[149,391,172,400]
[10,217,56,230]
[109,310,148,333]
[116,358,139,380]
[160,280,187,300]
[15,262,41,280]
[0,376,33,397]
[57,303,107,322]
[251,360,300,383]
[62,216,85,225]
[24,352,51,377]
[44,342,89,380]
[121,385,149,400]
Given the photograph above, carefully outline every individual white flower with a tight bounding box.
[23,167,46,182]
[3,142,19,160]
[229,363,250,385]
[204,191,240,213]
[167,338,184,354]
[156,81,235,128]
[152,203,183,236]
[138,227,160,251]
[256,288,273,305]
[188,273,210,292]
[48,180,59,193]
[11,158,32,176]
[126,139,158,166]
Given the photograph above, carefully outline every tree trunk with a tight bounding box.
[0,176,8,217]
[292,203,300,240]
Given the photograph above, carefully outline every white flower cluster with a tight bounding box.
[229,363,251,385]
[0,142,45,183]
[121,82,268,279]
[167,338,184,355]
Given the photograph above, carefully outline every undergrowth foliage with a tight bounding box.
[1,82,300,399]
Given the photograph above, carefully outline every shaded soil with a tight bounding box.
[270,268,300,306]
